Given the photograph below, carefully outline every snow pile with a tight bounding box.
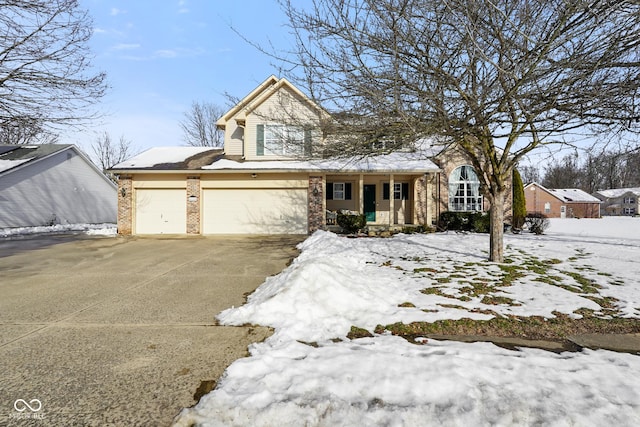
[0,223,116,237]
[174,219,640,426]
[179,337,640,427]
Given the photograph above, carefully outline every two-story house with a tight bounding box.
[594,187,640,216]
[110,76,499,235]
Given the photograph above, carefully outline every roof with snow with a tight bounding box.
[595,187,640,199]
[524,183,601,203]
[111,146,441,173]
[112,147,223,170]
[548,188,601,203]
[0,144,75,175]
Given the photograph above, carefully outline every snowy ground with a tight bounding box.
[174,217,640,427]
[0,223,116,237]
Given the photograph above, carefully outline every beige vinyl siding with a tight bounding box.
[223,120,243,156]
[135,188,186,234]
[245,85,321,161]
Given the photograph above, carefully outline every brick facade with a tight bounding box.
[308,176,325,233]
[525,183,600,218]
[432,146,512,221]
[117,175,133,235]
[186,176,201,234]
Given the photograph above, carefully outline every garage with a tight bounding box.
[135,188,187,234]
[202,188,308,234]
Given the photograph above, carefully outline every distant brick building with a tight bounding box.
[524,183,601,218]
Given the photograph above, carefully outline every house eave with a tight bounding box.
[109,167,441,175]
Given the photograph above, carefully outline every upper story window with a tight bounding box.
[257,124,311,157]
[623,197,636,204]
[448,165,482,212]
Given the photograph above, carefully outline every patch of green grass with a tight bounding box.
[435,277,452,284]
[459,281,497,297]
[437,303,468,310]
[347,326,373,339]
[533,274,565,286]
[398,302,416,308]
[497,264,526,286]
[481,295,522,306]
[581,295,619,310]
[379,312,640,341]
[562,270,601,293]
[414,267,440,274]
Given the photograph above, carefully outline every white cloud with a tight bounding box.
[177,0,189,13]
[111,43,141,51]
[110,8,126,16]
[155,49,178,58]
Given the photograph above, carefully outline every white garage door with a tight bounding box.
[202,188,308,234]
[135,189,186,234]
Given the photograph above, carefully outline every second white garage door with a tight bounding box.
[202,188,308,234]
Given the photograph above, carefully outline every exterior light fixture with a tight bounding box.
[120,187,126,198]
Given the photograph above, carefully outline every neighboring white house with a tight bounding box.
[594,187,640,216]
[0,144,117,228]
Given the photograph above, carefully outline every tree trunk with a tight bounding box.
[488,189,508,263]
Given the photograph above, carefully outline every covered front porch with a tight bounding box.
[322,173,435,229]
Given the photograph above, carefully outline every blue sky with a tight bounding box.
[68,0,301,155]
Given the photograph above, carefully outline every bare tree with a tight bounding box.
[91,132,138,178]
[280,0,640,261]
[0,117,59,145]
[0,1,107,133]
[180,101,225,147]
[518,165,541,186]
[542,154,582,189]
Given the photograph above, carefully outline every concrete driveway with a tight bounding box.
[0,234,304,426]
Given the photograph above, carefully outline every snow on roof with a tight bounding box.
[548,188,601,203]
[112,146,440,173]
[0,158,32,173]
[202,150,440,173]
[112,146,216,169]
[596,187,640,199]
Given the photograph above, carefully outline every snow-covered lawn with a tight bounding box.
[0,223,116,237]
[174,217,640,427]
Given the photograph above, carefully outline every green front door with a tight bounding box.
[364,184,376,222]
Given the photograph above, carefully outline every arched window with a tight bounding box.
[448,165,482,211]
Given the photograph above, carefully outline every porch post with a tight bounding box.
[358,174,364,215]
[426,173,433,226]
[389,174,395,226]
